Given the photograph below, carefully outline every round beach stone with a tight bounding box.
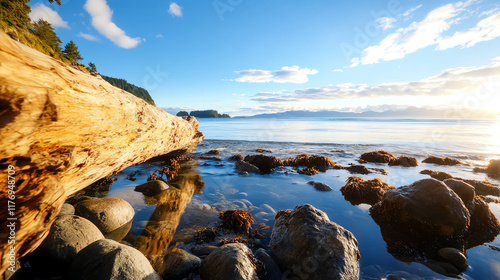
[200,243,260,280]
[68,239,160,280]
[438,247,468,271]
[134,180,169,196]
[161,248,201,280]
[443,179,475,205]
[37,215,104,264]
[75,197,134,234]
[58,203,75,216]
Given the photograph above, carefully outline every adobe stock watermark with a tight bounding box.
[213,0,244,21]
[6,165,17,273]
[339,0,403,64]
[142,65,169,91]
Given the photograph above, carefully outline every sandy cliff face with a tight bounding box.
[0,31,203,274]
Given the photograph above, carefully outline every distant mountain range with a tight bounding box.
[242,107,499,119]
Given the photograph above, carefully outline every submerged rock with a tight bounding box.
[389,156,419,167]
[307,181,333,191]
[206,149,220,155]
[36,215,104,265]
[437,248,468,272]
[218,209,254,234]
[370,179,470,252]
[75,198,135,235]
[69,239,160,280]
[199,243,261,280]
[297,167,318,176]
[134,180,169,196]
[255,248,283,280]
[420,169,453,181]
[360,150,396,163]
[340,177,395,205]
[423,156,461,166]
[244,154,283,173]
[270,204,360,280]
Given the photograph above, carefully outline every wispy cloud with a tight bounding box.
[161,106,194,115]
[29,3,69,29]
[350,1,481,67]
[233,66,318,84]
[332,69,344,73]
[403,4,423,18]
[84,0,141,49]
[437,12,500,50]
[156,34,164,38]
[77,32,99,41]
[168,3,183,17]
[376,17,396,30]
[251,62,500,102]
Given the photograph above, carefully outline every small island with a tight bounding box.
[177,110,231,118]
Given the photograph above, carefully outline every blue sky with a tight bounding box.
[28,0,500,116]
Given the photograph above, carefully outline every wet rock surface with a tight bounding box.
[244,154,283,173]
[307,181,333,191]
[420,169,453,181]
[75,197,135,234]
[370,179,470,252]
[161,248,201,280]
[423,155,461,165]
[389,156,419,167]
[134,180,169,196]
[341,177,395,205]
[283,153,341,168]
[270,204,360,280]
[199,243,261,280]
[360,150,396,163]
[235,160,260,173]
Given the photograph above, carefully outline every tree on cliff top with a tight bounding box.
[88,62,97,75]
[63,41,83,65]
[32,19,61,52]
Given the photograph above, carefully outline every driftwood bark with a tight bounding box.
[0,31,203,275]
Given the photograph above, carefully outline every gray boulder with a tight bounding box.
[134,180,169,196]
[37,215,104,264]
[200,243,261,280]
[58,203,75,216]
[307,181,333,191]
[255,248,283,280]
[68,239,161,280]
[161,248,201,280]
[75,197,134,234]
[270,204,360,280]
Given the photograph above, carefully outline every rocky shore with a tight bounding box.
[5,148,500,280]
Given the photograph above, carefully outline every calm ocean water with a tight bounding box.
[198,117,500,164]
[100,117,500,279]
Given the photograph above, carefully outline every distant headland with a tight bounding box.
[176,110,231,118]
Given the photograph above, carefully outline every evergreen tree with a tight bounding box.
[63,41,83,65]
[176,111,189,117]
[32,19,61,52]
[88,62,97,75]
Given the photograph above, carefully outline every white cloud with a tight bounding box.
[403,4,423,17]
[332,69,344,73]
[494,56,500,61]
[156,34,164,38]
[437,12,500,50]
[168,3,183,17]
[77,32,99,41]
[376,17,396,30]
[479,8,499,17]
[251,62,500,102]
[84,0,142,49]
[350,1,476,67]
[29,3,69,29]
[234,66,318,84]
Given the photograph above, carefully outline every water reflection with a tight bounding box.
[131,161,204,274]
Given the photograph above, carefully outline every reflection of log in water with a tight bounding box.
[133,162,204,273]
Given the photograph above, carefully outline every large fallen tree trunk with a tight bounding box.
[0,31,204,275]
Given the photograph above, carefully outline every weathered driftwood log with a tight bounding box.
[0,30,203,275]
